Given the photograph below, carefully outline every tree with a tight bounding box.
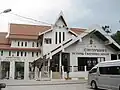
[111,31,120,45]
[102,25,111,34]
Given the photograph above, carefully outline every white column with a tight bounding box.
[84,66,87,72]
[9,60,15,79]
[35,66,39,80]
[62,66,64,79]
[39,71,41,80]
[24,61,29,80]
[48,59,50,77]
[50,70,52,79]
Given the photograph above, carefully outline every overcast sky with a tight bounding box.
[0,0,120,33]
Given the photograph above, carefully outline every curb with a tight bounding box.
[7,82,87,87]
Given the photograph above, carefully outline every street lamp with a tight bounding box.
[0,9,11,14]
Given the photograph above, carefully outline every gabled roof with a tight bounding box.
[70,28,86,35]
[8,23,87,38]
[0,32,10,45]
[7,23,51,39]
[81,28,120,51]
[54,11,67,27]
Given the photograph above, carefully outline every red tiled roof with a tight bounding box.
[8,23,51,39]
[8,23,86,39]
[10,23,51,35]
[8,34,38,40]
[70,28,86,35]
[0,32,9,44]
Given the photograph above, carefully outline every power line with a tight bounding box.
[9,12,52,25]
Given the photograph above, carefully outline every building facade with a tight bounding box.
[0,13,120,80]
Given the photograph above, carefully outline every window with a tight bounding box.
[36,52,38,57]
[40,42,42,46]
[25,42,27,47]
[63,32,65,41]
[32,42,34,47]
[17,51,19,56]
[118,54,120,59]
[45,38,51,44]
[89,68,97,74]
[111,54,117,60]
[21,52,23,56]
[37,42,39,47]
[32,52,34,57]
[55,32,57,44]
[99,66,120,75]
[59,32,61,43]
[1,51,3,56]
[9,51,11,56]
[21,42,23,46]
[24,52,27,56]
[18,42,20,46]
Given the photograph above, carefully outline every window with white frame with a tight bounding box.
[32,52,34,57]
[25,42,27,47]
[36,52,39,57]
[21,52,23,56]
[21,42,23,46]
[1,51,3,56]
[37,42,39,47]
[17,51,19,56]
[24,52,27,56]
[32,42,34,47]
[45,38,52,44]
[18,42,20,46]
[9,51,11,56]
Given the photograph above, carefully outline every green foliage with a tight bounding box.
[111,31,120,45]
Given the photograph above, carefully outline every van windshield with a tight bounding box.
[89,67,97,74]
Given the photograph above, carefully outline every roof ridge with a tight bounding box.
[10,23,51,27]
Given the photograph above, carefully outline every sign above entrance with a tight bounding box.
[84,48,107,52]
[4,57,21,61]
[72,48,109,56]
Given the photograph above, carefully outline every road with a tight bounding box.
[3,81,93,90]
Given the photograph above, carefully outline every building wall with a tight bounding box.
[0,50,41,62]
[65,33,117,67]
[42,18,75,55]
[11,40,40,48]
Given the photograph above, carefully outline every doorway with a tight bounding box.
[1,61,10,79]
[78,57,98,71]
[15,62,24,79]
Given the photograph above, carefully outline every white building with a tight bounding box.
[0,12,120,80]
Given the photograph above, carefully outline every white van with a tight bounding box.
[88,60,120,90]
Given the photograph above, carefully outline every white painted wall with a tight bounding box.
[42,18,76,55]
[0,50,41,62]
[11,40,40,48]
[65,33,118,67]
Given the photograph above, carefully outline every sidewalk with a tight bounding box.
[0,79,87,86]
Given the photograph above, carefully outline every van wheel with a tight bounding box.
[91,81,97,89]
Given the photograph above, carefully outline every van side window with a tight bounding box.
[99,66,120,75]
[89,68,97,74]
